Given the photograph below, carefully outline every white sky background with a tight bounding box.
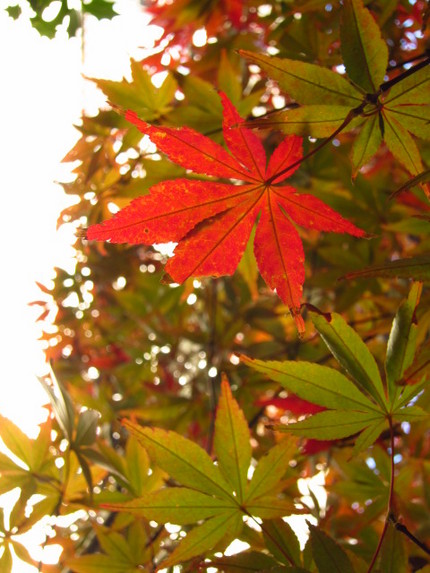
[0,1,155,569]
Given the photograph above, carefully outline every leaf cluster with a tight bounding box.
[4,0,117,38]
[2,0,430,572]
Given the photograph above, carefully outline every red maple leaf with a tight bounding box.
[256,395,326,416]
[87,93,365,332]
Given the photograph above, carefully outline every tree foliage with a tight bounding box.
[2,0,430,572]
[5,0,117,38]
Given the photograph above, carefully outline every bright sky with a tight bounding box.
[0,1,154,569]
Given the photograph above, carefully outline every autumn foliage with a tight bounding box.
[1,0,430,572]
[87,93,365,332]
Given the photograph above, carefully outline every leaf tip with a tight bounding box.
[160,271,177,285]
[220,373,231,394]
[121,417,133,431]
[239,354,252,366]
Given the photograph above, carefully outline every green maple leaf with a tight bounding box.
[104,378,300,569]
[241,0,430,179]
[92,60,177,123]
[243,283,428,456]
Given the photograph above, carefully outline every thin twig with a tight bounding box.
[367,417,396,572]
[388,515,430,555]
[380,56,430,93]
[387,49,430,71]
[206,279,219,454]
[264,106,364,186]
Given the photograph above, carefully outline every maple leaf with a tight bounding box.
[87,92,365,332]
[243,285,428,456]
[256,395,326,416]
[240,0,430,184]
[102,378,301,569]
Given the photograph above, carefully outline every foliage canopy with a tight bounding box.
[1,0,430,572]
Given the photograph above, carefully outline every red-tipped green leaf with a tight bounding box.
[390,169,430,198]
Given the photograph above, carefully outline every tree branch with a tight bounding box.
[389,514,430,556]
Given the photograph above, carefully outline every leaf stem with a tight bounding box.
[260,55,429,188]
[264,107,363,186]
[367,416,396,572]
